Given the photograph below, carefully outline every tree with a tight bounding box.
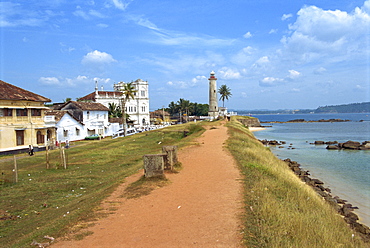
[218,85,232,108]
[167,101,178,116]
[119,82,137,136]
[108,102,122,118]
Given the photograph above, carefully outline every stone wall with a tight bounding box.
[237,117,262,127]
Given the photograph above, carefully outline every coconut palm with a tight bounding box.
[119,82,137,136]
[218,84,232,107]
[108,102,122,118]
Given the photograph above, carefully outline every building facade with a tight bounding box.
[44,110,85,143]
[79,79,150,127]
[0,80,53,154]
[56,101,111,137]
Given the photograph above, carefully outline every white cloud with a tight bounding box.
[166,80,194,89]
[111,0,132,11]
[314,67,327,74]
[256,56,270,64]
[269,29,278,34]
[129,15,235,47]
[243,32,252,39]
[73,8,90,20]
[259,77,284,87]
[287,69,301,79]
[97,23,109,28]
[59,42,75,53]
[191,75,207,84]
[282,3,370,62]
[231,46,255,65]
[0,2,46,27]
[218,67,241,79]
[89,9,105,18]
[39,75,111,87]
[39,77,61,85]
[282,13,293,21]
[82,50,117,65]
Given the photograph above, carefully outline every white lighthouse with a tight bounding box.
[208,71,219,119]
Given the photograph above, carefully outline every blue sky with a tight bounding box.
[1,0,369,110]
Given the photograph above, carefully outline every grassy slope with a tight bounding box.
[0,123,205,248]
[226,117,366,247]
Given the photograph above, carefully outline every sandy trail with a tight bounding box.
[52,123,243,247]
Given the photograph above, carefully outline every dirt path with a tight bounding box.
[53,123,244,247]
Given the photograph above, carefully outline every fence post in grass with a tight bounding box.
[143,154,165,178]
[162,146,178,170]
[13,155,18,183]
[46,144,50,169]
[62,147,67,169]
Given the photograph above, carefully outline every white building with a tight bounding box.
[44,110,85,143]
[79,79,150,128]
[53,101,115,138]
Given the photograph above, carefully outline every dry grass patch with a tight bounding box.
[227,117,366,247]
[123,175,171,199]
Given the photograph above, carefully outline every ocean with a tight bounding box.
[251,113,370,226]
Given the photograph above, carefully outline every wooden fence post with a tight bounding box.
[46,144,50,169]
[13,155,18,183]
[62,147,67,169]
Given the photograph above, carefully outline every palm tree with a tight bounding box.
[119,82,137,136]
[218,84,232,108]
[108,102,122,118]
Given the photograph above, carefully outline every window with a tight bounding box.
[31,109,41,116]
[76,128,80,136]
[16,109,27,116]
[64,130,68,137]
[141,90,145,97]
[142,106,146,112]
[87,111,90,120]
[16,130,24,146]
[97,114,99,119]
[37,131,44,144]
[0,108,12,117]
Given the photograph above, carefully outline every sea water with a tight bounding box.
[252,113,370,226]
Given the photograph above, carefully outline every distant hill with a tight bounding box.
[315,102,370,113]
[236,102,370,114]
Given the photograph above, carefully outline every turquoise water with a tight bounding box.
[252,114,370,226]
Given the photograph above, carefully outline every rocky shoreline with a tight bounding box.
[283,158,370,242]
[261,118,351,124]
[312,140,370,150]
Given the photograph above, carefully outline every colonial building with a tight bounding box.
[79,79,150,127]
[44,110,85,143]
[54,101,111,137]
[0,80,53,154]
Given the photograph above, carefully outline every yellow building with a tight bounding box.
[0,80,53,154]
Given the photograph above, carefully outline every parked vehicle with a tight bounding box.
[112,128,137,139]
[85,134,100,140]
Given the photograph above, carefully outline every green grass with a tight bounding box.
[0,123,205,248]
[226,117,366,247]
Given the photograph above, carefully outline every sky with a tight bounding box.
[1,0,369,111]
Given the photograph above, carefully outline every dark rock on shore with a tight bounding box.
[262,118,350,124]
[325,140,370,150]
[282,158,370,242]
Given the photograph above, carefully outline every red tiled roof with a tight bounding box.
[0,80,51,102]
[79,91,123,101]
[44,110,82,123]
[59,101,109,111]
